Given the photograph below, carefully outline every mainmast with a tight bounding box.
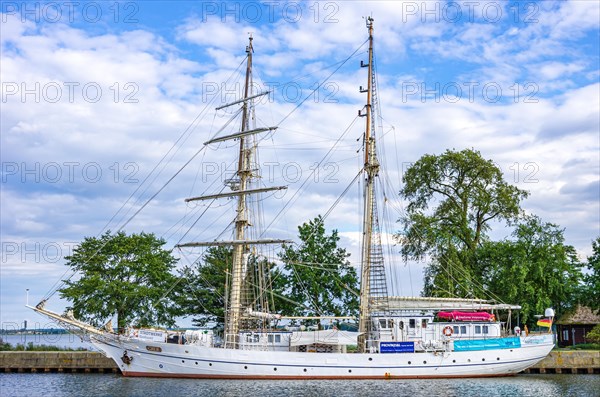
[358,17,389,353]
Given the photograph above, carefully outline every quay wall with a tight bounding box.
[1,351,119,373]
[524,350,600,374]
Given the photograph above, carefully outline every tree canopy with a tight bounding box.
[176,246,287,330]
[400,148,528,257]
[399,148,529,297]
[475,216,582,324]
[278,216,359,327]
[581,237,600,313]
[175,246,231,328]
[59,231,179,331]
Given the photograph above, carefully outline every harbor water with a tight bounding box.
[1,373,599,397]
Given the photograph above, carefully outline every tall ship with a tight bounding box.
[31,18,555,379]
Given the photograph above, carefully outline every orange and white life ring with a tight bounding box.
[443,326,453,337]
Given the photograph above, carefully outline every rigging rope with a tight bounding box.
[41,59,249,303]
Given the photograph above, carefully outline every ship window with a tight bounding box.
[475,325,481,334]
[421,319,428,328]
[268,335,273,343]
[460,326,467,334]
[483,326,489,334]
[379,319,388,328]
[409,319,416,329]
[453,326,459,334]
[275,335,281,343]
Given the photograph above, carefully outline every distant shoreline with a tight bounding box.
[0,329,77,337]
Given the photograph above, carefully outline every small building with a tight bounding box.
[555,306,600,347]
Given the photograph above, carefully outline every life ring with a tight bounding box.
[443,326,453,337]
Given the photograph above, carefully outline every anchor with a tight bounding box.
[121,351,133,365]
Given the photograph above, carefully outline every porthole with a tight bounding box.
[467,359,471,362]
[195,362,198,365]
[348,369,352,373]
[368,357,373,361]
[408,361,411,365]
[497,358,500,361]
[452,360,456,363]
[482,358,485,362]
[303,368,307,372]
[181,360,185,363]
[423,361,427,364]
[274,367,277,371]
[244,366,248,369]
[209,363,212,366]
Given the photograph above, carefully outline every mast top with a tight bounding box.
[365,16,374,31]
[246,33,253,53]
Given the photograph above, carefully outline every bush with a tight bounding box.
[586,324,600,344]
[564,343,600,350]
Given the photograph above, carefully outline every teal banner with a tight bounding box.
[453,337,521,352]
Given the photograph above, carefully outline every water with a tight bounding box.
[0,374,598,397]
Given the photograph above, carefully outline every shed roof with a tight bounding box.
[556,306,600,325]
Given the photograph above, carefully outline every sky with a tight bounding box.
[1,0,599,329]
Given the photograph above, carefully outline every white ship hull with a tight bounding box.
[92,334,554,379]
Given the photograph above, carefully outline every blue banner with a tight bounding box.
[380,341,415,353]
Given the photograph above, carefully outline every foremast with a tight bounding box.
[177,36,290,349]
[357,17,389,353]
[227,35,254,348]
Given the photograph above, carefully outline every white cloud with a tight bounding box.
[1,2,598,325]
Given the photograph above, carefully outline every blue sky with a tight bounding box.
[1,1,599,328]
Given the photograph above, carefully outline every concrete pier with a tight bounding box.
[524,350,600,374]
[0,352,119,373]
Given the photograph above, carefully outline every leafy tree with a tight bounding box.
[176,246,231,328]
[422,245,474,298]
[279,216,359,327]
[475,216,583,325]
[176,246,288,330]
[581,237,600,313]
[398,148,528,297]
[59,231,179,331]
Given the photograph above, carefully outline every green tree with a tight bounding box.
[176,246,289,329]
[279,216,359,327]
[581,237,600,313]
[476,216,583,325]
[59,231,179,331]
[176,246,231,328]
[398,148,528,297]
